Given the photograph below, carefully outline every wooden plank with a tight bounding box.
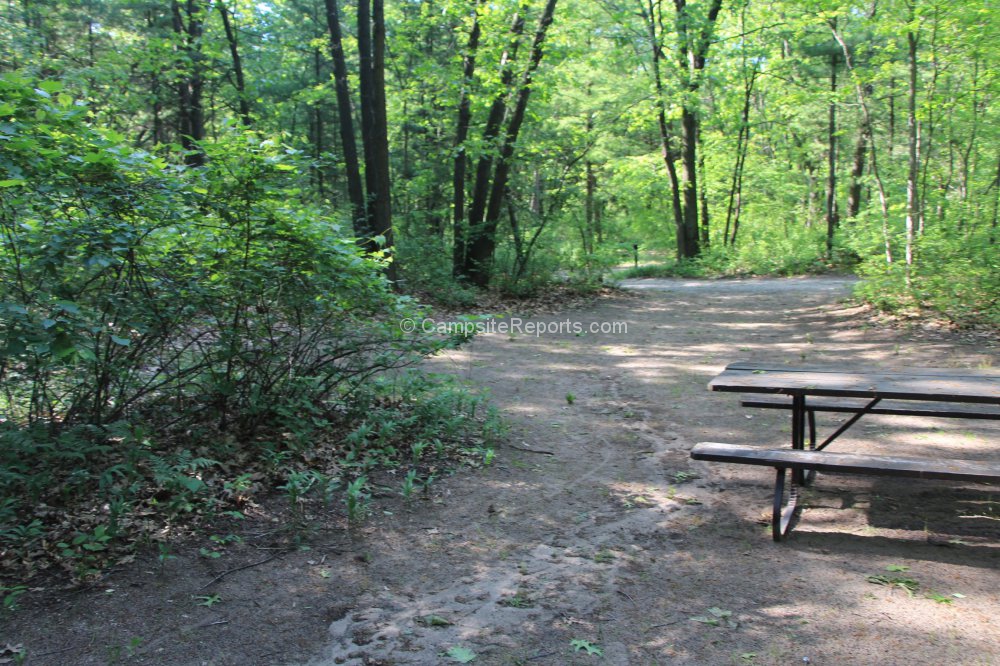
[690,442,1000,483]
[740,396,1000,420]
[709,367,1000,404]
[725,361,1000,378]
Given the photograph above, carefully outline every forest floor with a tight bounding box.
[6,276,1000,665]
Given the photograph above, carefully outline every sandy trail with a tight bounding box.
[310,276,1000,665]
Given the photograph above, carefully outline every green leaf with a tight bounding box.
[570,639,603,656]
[445,646,476,663]
[110,335,131,347]
[0,179,25,187]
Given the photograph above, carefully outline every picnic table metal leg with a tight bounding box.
[772,466,801,541]
[790,394,815,485]
[801,408,817,486]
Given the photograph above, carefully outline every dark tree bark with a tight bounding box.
[825,49,839,258]
[846,121,868,219]
[459,8,527,281]
[672,0,723,259]
[323,0,369,239]
[724,63,757,246]
[463,0,559,287]
[311,48,327,197]
[452,7,481,276]
[171,0,205,166]
[640,0,685,257]
[371,0,395,280]
[217,1,250,126]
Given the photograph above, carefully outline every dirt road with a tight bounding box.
[311,276,1000,665]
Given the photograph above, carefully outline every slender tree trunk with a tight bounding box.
[825,49,839,259]
[171,0,205,166]
[464,0,558,287]
[831,21,893,263]
[461,6,527,282]
[349,0,395,280]
[640,0,684,257]
[724,63,756,246]
[217,1,250,126]
[672,0,723,259]
[847,119,868,219]
[990,150,999,244]
[698,127,710,248]
[313,48,326,197]
[452,7,480,276]
[905,6,920,284]
[323,0,368,239]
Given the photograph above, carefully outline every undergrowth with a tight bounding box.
[0,371,500,582]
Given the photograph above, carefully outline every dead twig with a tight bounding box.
[507,444,555,455]
[200,552,286,589]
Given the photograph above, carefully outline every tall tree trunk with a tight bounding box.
[171,0,205,166]
[672,0,723,259]
[831,21,893,264]
[452,7,480,276]
[312,48,327,197]
[905,6,920,284]
[825,49,839,258]
[323,0,368,239]
[698,126,710,248]
[217,1,251,126]
[724,62,756,246]
[461,6,527,282]
[464,0,558,287]
[846,122,868,219]
[356,0,395,280]
[640,0,685,257]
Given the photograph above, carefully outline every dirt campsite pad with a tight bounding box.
[5,276,1000,665]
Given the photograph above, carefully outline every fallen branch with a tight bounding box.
[507,444,555,455]
[200,552,285,589]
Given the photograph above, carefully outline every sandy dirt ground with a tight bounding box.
[6,276,999,665]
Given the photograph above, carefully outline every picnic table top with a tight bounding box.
[709,361,1000,405]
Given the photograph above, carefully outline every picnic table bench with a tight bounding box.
[690,362,1000,541]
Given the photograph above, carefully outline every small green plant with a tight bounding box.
[867,573,920,597]
[410,440,428,464]
[194,594,222,607]
[566,393,576,405]
[2,585,28,611]
[400,469,418,499]
[498,594,534,608]
[345,476,370,522]
[593,549,614,563]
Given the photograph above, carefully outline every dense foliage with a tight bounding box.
[0,73,494,579]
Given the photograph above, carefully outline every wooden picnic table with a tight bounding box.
[693,361,1000,540]
[709,361,1000,454]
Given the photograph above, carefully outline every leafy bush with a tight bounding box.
[0,74,486,578]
